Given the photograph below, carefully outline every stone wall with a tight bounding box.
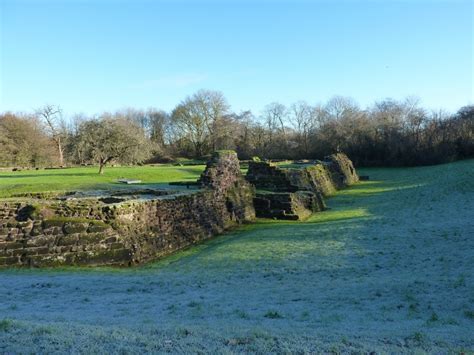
[0,151,255,268]
[0,202,126,267]
[246,153,358,196]
[324,153,359,188]
[245,162,299,192]
[0,151,358,267]
[253,191,325,220]
[246,153,358,220]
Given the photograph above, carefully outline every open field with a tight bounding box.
[0,160,473,353]
[0,165,205,198]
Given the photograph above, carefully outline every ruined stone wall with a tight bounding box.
[0,151,255,268]
[246,153,358,220]
[0,202,126,267]
[324,153,359,187]
[246,153,358,196]
[245,162,299,192]
[253,191,325,220]
[0,151,358,267]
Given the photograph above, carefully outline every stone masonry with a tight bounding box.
[0,151,255,268]
[0,151,358,267]
[246,153,358,220]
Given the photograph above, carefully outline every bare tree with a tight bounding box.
[261,102,288,155]
[194,90,230,151]
[36,104,66,166]
[262,102,287,135]
[76,117,151,174]
[147,109,170,147]
[171,102,209,158]
[324,96,359,121]
[170,89,230,157]
[0,112,55,167]
[5,91,470,168]
[288,101,316,156]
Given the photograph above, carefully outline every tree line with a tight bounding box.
[1,89,473,172]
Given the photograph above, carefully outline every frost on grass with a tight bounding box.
[0,160,473,353]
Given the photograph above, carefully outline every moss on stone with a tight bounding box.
[87,223,111,233]
[63,223,89,235]
[214,150,238,158]
[73,249,132,265]
[57,234,79,246]
[42,219,66,228]
[42,217,109,230]
[76,233,106,245]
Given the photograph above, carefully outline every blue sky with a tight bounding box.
[0,0,472,117]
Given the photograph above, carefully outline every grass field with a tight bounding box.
[0,165,206,198]
[0,160,473,352]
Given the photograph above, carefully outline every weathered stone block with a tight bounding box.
[63,222,89,234]
[72,249,132,266]
[25,235,56,247]
[0,256,19,266]
[42,219,65,229]
[253,192,317,220]
[28,246,52,255]
[57,234,79,246]
[76,233,106,245]
[3,242,24,250]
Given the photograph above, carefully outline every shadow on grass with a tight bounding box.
[145,172,436,268]
[145,217,368,270]
[3,160,471,274]
[0,176,408,274]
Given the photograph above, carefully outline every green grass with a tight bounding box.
[0,319,14,332]
[276,162,315,169]
[0,165,206,198]
[174,157,206,165]
[0,159,473,352]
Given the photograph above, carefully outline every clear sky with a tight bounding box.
[0,0,473,117]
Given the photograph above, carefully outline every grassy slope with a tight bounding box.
[0,160,473,353]
[0,165,206,197]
